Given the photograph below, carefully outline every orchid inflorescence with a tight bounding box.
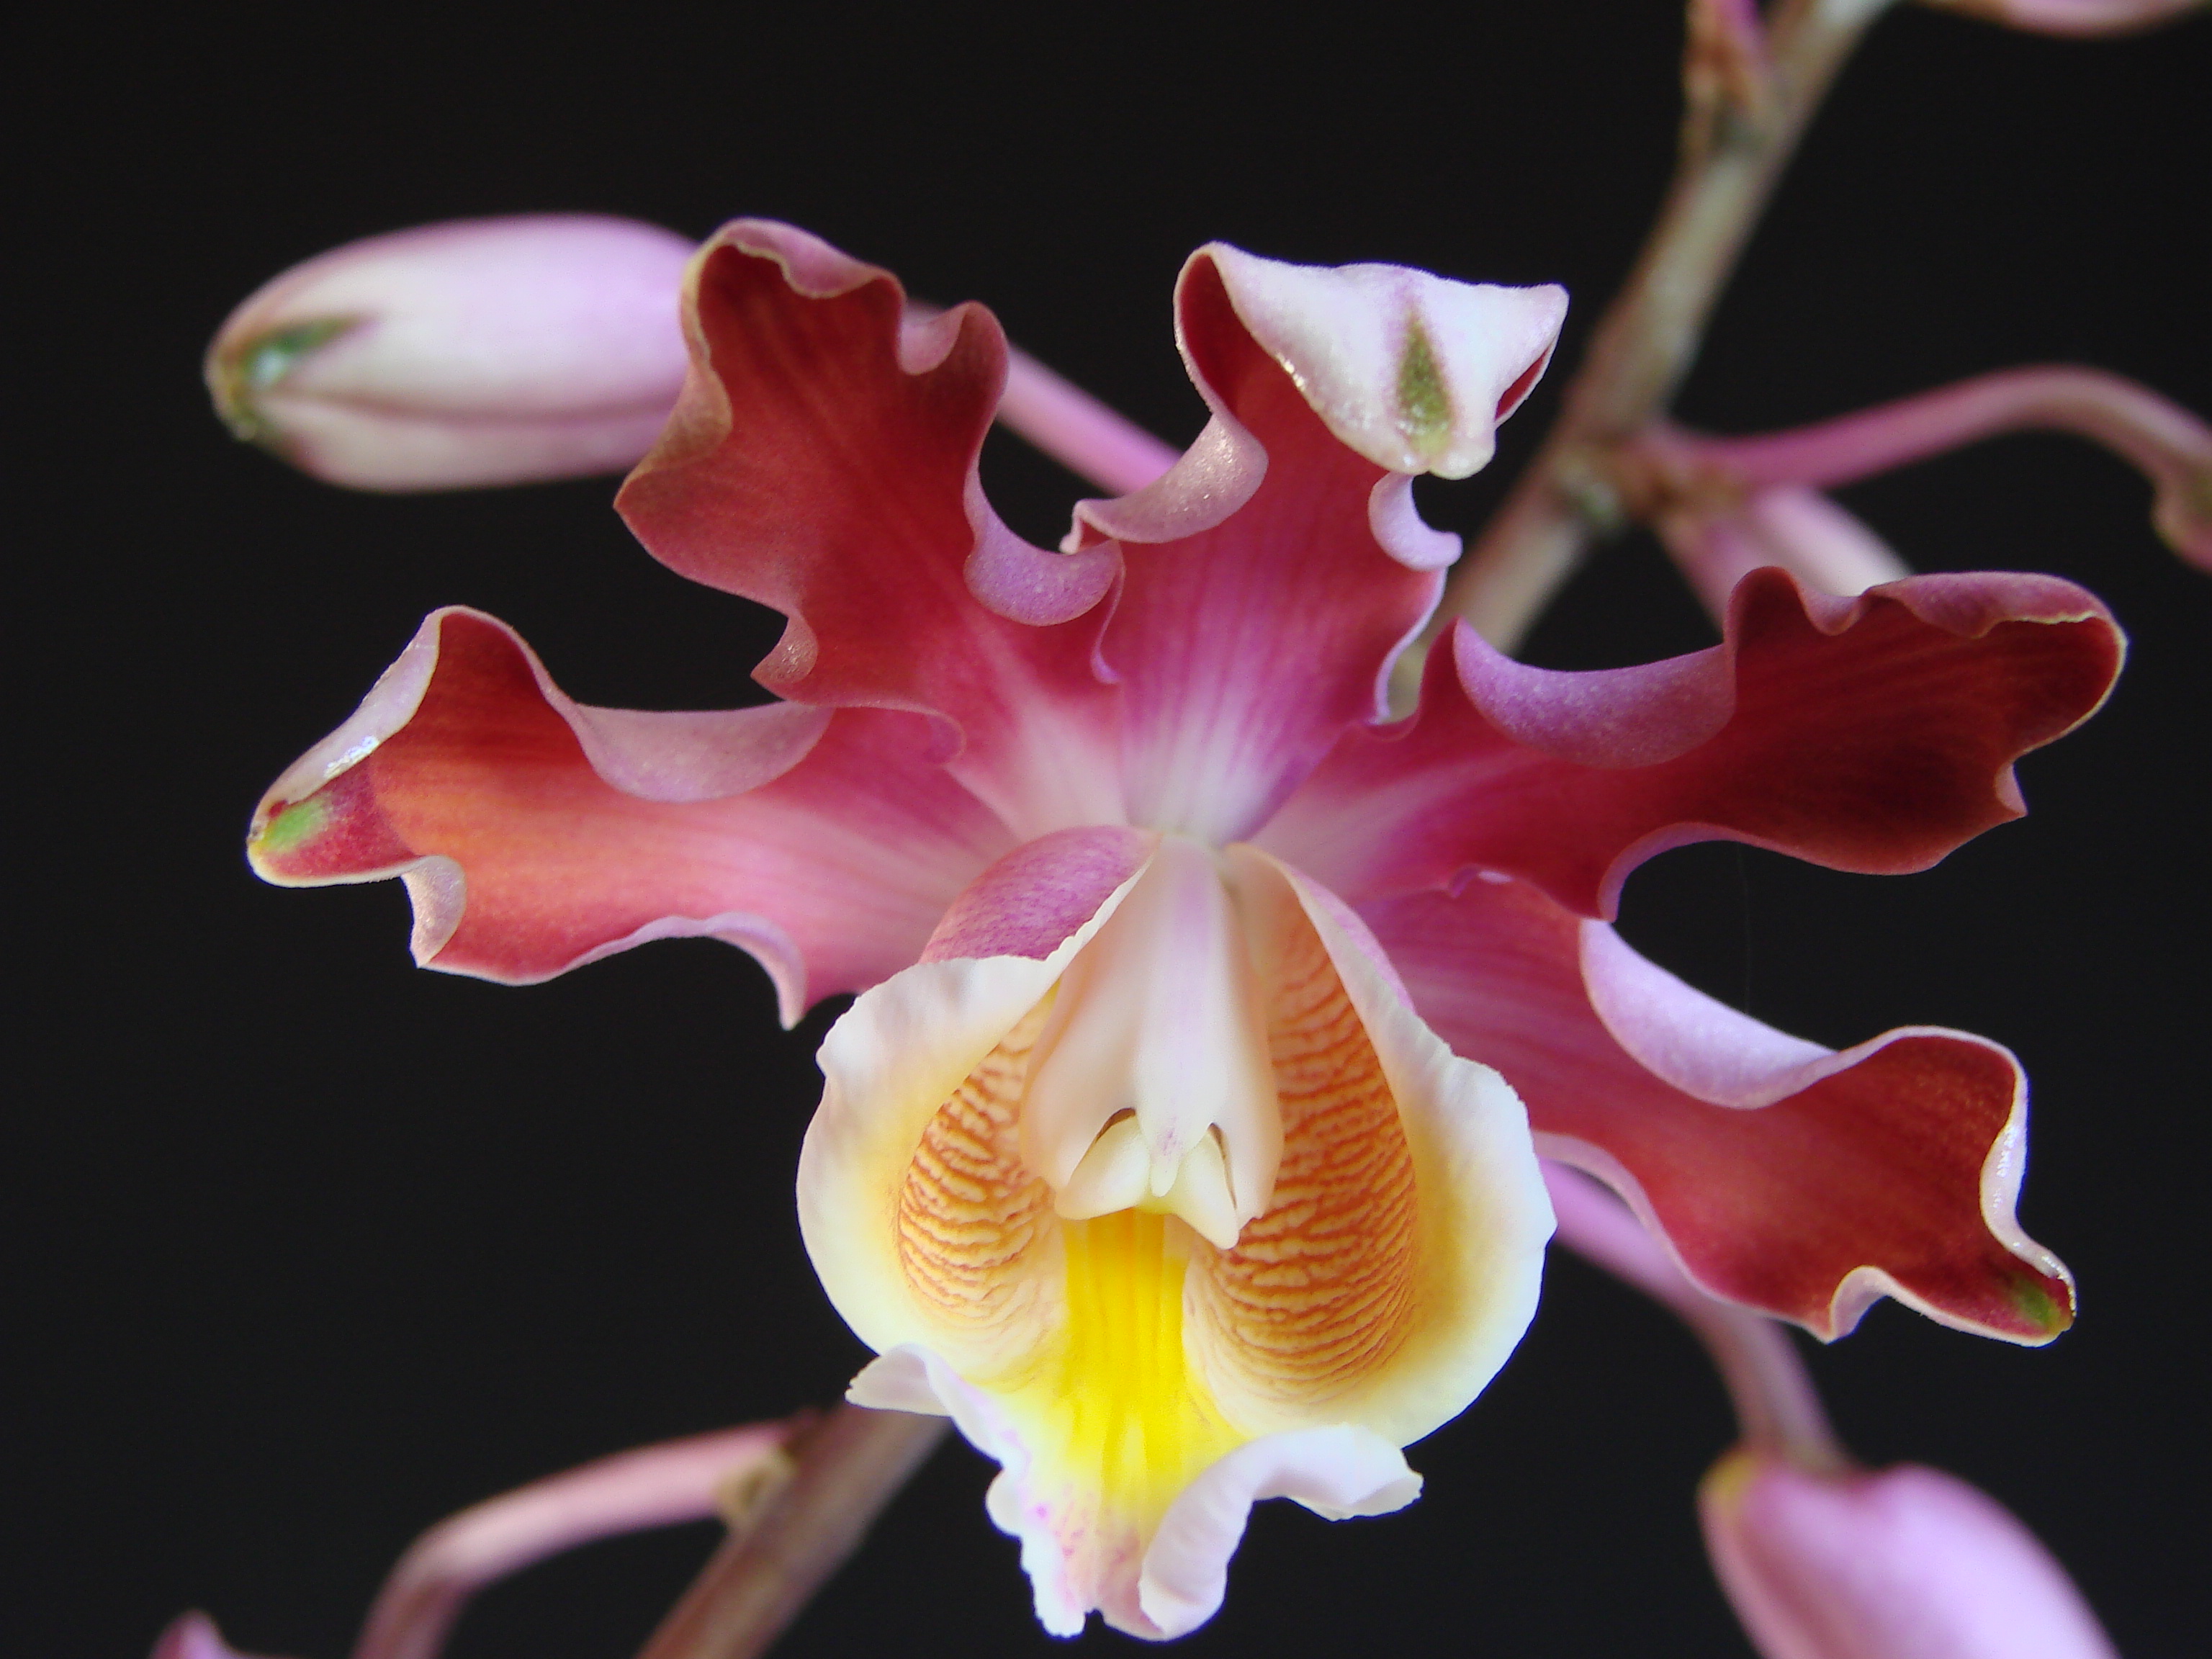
[179,1,2206,1655]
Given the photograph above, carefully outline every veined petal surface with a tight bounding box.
[1364,876,2072,1342]
[1264,568,2123,918]
[1079,248,1563,842]
[248,608,1015,1020]
[616,220,1124,837]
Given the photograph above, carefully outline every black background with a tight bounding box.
[12,4,2209,1655]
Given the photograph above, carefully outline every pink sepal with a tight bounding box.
[1074,249,1554,840]
[616,220,1123,837]
[1365,878,2074,1342]
[248,608,1012,1021]
[1192,244,1563,480]
[1265,567,2123,919]
[1701,1451,2117,1659]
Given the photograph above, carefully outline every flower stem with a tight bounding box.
[1410,0,1897,678]
[632,1405,949,1659]
[999,345,1181,498]
[351,1421,797,1659]
[1543,1162,1846,1473]
[1631,366,2212,566]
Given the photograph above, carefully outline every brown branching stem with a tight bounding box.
[1398,0,1897,699]
[633,1406,949,1659]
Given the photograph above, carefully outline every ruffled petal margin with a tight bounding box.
[853,1345,1420,1640]
[616,220,1123,837]
[1076,248,1563,843]
[1363,876,2073,1343]
[1263,568,2123,919]
[248,608,1014,1022]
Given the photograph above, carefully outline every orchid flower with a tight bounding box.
[245,220,2123,1638]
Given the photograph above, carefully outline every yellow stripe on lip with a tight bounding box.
[1048,1208,1243,1533]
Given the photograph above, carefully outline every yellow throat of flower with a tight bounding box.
[1043,1207,1244,1532]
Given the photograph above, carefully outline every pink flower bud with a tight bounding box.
[149,1612,287,1659]
[1700,1449,2117,1659]
[206,215,693,490]
[1920,0,2207,37]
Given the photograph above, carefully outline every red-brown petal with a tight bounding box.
[248,608,1013,1020]
[615,220,1122,836]
[1264,567,2123,919]
[1363,878,2073,1342]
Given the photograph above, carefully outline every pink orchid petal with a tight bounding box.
[249,608,1013,1022]
[1364,878,2074,1341]
[1545,1164,1844,1468]
[1264,567,2123,920]
[1071,250,1560,842]
[1701,1452,2118,1659]
[150,1614,284,1659]
[920,825,1157,963]
[1191,245,1565,480]
[616,220,1124,837]
[206,215,694,491]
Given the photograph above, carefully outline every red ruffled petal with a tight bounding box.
[1362,878,2073,1342]
[616,220,1122,837]
[1263,567,2123,918]
[249,609,1014,1021]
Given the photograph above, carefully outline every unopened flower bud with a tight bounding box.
[1920,0,2207,37]
[1700,1448,2117,1659]
[150,1613,287,1659]
[206,215,693,490]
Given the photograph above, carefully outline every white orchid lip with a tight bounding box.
[1020,835,1279,1248]
[798,833,1550,1639]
